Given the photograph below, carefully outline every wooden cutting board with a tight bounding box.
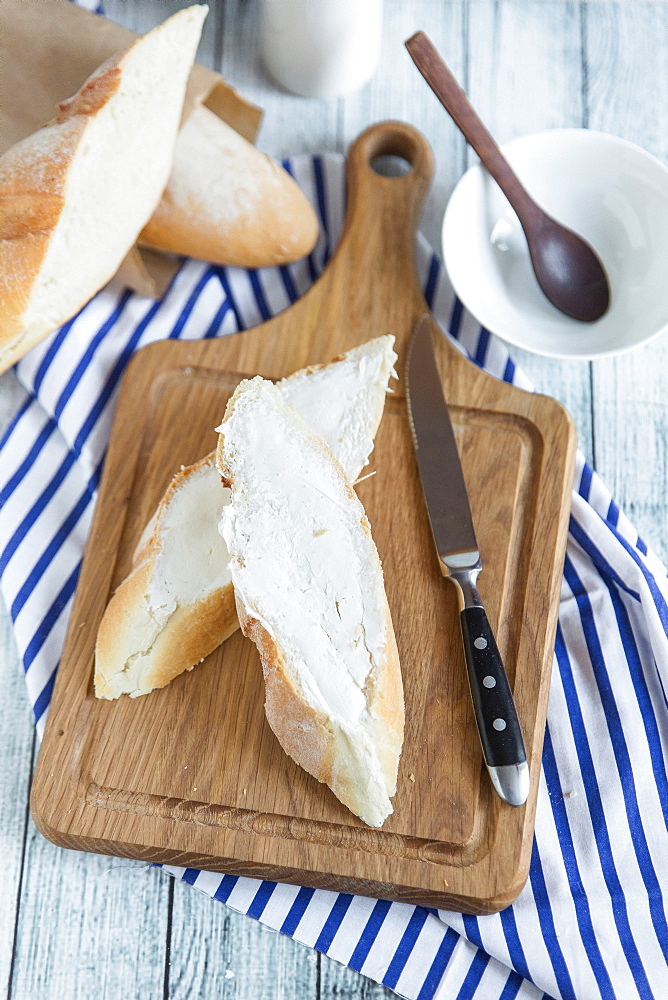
[31,121,576,914]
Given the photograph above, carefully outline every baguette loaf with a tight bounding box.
[94,336,397,700]
[216,376,403,828]
[139,104,319,268]
[0,6,207,374]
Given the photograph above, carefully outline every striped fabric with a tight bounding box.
[1,154,667,1000]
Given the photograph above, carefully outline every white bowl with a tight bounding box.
[441,129,668,359]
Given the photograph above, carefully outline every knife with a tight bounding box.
[406,316,530,806]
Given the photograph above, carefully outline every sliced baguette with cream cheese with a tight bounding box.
[94,336,397,700]
[0,6,207,374]
[140,104,319,268]
[216,376,403,828]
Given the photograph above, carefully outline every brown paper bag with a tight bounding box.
[0,0,262,297]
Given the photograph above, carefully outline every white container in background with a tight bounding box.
[260,0,383,99]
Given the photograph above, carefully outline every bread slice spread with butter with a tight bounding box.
[94,336,397,701]
[216,374,404,828]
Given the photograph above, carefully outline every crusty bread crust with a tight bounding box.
[94,452,237,699]
[95,566,237,699]
[218,377,404,827]
[237,597,404,826]
[139,106,319,268]
[0,109,110,369]
[0,8,204,374]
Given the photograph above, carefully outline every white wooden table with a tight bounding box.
[2,1,667,996]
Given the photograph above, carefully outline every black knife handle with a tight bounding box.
[459,605,526,768]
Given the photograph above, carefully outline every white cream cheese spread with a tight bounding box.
[219,378,390,729]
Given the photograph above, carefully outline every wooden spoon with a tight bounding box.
[406,31,610,323]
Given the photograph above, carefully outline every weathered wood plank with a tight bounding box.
[10,826,170,1000]
[219,0,342,157]
[167,877,320,998]
[343,0,467,253]
[102,0,219,67]
[0,595,35,998]
[585,1,668,563]
[466,0,594,463]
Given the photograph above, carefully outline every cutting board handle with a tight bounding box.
[346,120,434,239]
[326,121,435,350]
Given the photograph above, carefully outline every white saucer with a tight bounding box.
[441,129,668,359]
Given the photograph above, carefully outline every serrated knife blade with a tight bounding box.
[406,316,529,807]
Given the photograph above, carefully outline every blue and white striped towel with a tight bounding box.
[1,154,667,1000]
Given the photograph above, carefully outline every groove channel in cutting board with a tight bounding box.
[31,121,576,913]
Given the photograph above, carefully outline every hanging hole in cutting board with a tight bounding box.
[371,154,413,177]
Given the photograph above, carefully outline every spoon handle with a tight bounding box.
[405,31,536,223]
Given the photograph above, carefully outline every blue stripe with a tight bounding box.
[449,298,464,340]
[416,927,459,1000]
[348,898,391,972]
[461,913,482,949]
[168,269,213,339]
[312,155,330,267]
[33,666,57,724]
[280,886,315,936]
[215,268,245,331]
[456,950,490,1000]
[69,299,165,457]
[554,599,655,999]
[314,894,353,952]
[606,498,620,529]
[636,535,648,556]
[204,300,232,338]
[502,356,516,384]
[10,469,96,620]
[246,880,277,919]
[23,561,81,674]
[0,449,77,577]
[605,588,668,830]
[32,314,80,394]
[382,908,428,989]
[596,591,668,954]
[498,970,526,1000]
[570,511,668,656]
[579,462,593,501]
[423,255,440,307]
[181,868,200,885]
[26,563,80,721]
[0,414,57,509]
[569,517,640,602]
[248,271,272,322]
[499,906,531,983]
[279,264,300,305]
[53,290,132,421]
[0,300,166,574]
[528,838,576,999]
[212,874,238,903]
[0,395,32,451]
[541,718,616,998]
[473,327,490,368]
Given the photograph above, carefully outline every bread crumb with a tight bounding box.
[353,469,377,486]
[409,773,415,782]
[243,788,247,795]
[313,528,327,537]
